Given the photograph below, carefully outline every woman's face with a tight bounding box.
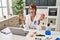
[29,6,36,16]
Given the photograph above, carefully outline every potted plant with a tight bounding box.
[12,0,24,24]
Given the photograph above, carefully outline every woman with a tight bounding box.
[19,3,45,29]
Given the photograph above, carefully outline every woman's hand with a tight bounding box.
[37,14,45,25]
[39,14,45,21]
[19,15,24,21]
[39,14,45,20]
[19,14,25,24]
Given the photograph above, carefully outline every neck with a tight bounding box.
[30,13,36,22]
[31,13,36,17]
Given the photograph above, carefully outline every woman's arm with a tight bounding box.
[37,19,40,25]
[37,14,45,25]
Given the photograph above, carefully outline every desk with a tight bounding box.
[0,27,60,40]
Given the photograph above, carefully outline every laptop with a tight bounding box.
[9,27,29,36]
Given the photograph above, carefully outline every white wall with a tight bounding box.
[56,0,60,31]
[56,0,60,6]
[36,9,48,16]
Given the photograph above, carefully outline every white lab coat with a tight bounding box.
[24,14,42,30]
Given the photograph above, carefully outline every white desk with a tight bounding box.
[0,27,60,40]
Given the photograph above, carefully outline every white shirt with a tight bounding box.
[24,14,41,29]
